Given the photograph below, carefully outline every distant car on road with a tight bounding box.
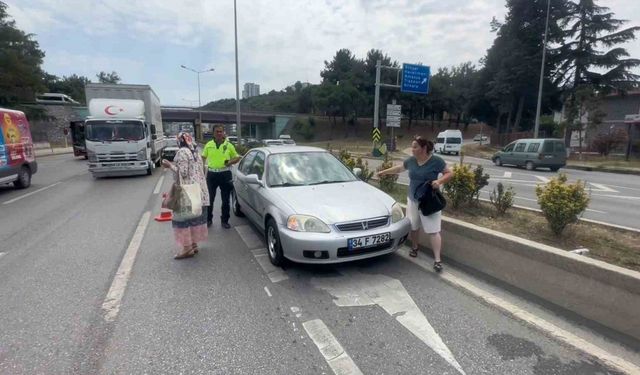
[473,134,488,142]
[162,138,179,161]
[492,138,566,171]
[278,134,296,145]
[232,146,411,266]
[262,139,285,146]
[435,130,463,155]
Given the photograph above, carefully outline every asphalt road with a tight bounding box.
[366,152,640,231]
[1,153,638,374]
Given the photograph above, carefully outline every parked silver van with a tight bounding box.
[492,138,566,171]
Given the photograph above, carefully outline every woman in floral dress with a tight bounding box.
[162,132,210,259]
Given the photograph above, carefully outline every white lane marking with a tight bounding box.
[312,271,466,375]
[303,319,364,375]
[2,182,62,205]
[589,183,618,193]
[503,171,512,178]
[535,176,550,183]
[252,248,289,283]
[0,252,5,259]
[102,211,151,322]
[264,286,272,297]
[397,248,640,375]
[235,225,264,249]
[152,175,165,195]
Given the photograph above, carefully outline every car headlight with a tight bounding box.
[87,150,97,162]
[137,149,147,161]
[287,215,331,233]
[391,202,405,223]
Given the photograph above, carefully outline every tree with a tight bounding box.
[555,0,640,93]
[0,1,47,111]
[96,71,121,84]
[563,85,606,157]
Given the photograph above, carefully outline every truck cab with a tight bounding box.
[85,99,163,177]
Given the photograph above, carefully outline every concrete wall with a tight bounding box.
[29,105,87,146]
[418,216,640,342]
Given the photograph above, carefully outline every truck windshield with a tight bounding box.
[86,120,145,142]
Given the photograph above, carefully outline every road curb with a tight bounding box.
[35,150,75,158]
[563,164,640,176]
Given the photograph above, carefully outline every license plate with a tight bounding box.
[109,163,132,167]
[348,233,391,250]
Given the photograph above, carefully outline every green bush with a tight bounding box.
[338,149,356,170]
[294,118,314,141]
[443,163,475,209]
[355,157,374,182]
[376,154,398,193]
[490,182,514,216]
[535,174,590,236]
[472,165,490,202]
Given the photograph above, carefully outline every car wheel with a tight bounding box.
[231,189,245,217]
[494,157,502,166]
[14,166,31,188]
[525,161,535,171]
[266,218,285,267]
[550,166,560,172]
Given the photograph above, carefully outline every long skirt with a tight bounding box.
[172,210,208,247]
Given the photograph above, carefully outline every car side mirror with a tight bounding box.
[242,174,263,186]
[150,124,157,135]
[353,167,362,177]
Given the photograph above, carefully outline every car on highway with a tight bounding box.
[278,134,296,145]
[161,138,179,161]
[0,108,38,189]
[262,139,284,146]
[473,134,488,142]
[435,129,463,155]
[492,138,567,171]
[232,146,411,266]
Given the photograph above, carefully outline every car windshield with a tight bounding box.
[267,152,357,187]
[86,120,144,142]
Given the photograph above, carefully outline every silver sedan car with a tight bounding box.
[232,146,411,266]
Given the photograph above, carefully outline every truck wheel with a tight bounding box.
[146,162,153,176]
[14,166,31,188]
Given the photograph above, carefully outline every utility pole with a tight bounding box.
[234,0,242,143]
[534,0,551,139]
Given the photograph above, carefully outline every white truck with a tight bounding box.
[84,84,166,177]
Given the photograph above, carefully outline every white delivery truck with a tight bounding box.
[84,83,166,177]
[435,129,463,155]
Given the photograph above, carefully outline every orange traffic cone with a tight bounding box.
[155,209,173,222]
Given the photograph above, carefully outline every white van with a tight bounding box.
[435,130,463,155]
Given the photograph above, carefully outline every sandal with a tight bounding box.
[434,261,443,273]
[409,248,419,257]
[174,249,196,260]
[191,244,199,254]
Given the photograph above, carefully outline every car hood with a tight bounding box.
[269,181,396,224]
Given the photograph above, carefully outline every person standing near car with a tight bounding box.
[202,125,241,229]
[377,136,453,272]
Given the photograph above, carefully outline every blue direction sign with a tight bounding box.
[401,63,430,94]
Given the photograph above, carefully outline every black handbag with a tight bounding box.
[416,182,446,216]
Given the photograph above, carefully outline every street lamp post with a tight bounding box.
[180,64,215,141]
[233,0,242,143]
[534,0,551,139]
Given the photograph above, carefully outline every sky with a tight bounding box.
[6,0,640,106]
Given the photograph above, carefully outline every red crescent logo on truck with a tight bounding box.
[104,106,123,115]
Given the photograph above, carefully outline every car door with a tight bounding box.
[512,142,527,166]
[525,141,541,166]
[244,151,267,224]
[234,151,257,212]
[500,142,516,165]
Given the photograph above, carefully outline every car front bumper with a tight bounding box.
[278,218,411,264]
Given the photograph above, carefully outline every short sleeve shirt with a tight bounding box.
[403,155,446,202]
[202,139,238,169]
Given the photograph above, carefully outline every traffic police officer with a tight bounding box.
[202,125,241,228]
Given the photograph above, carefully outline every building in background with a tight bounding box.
[242,83,260,99]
